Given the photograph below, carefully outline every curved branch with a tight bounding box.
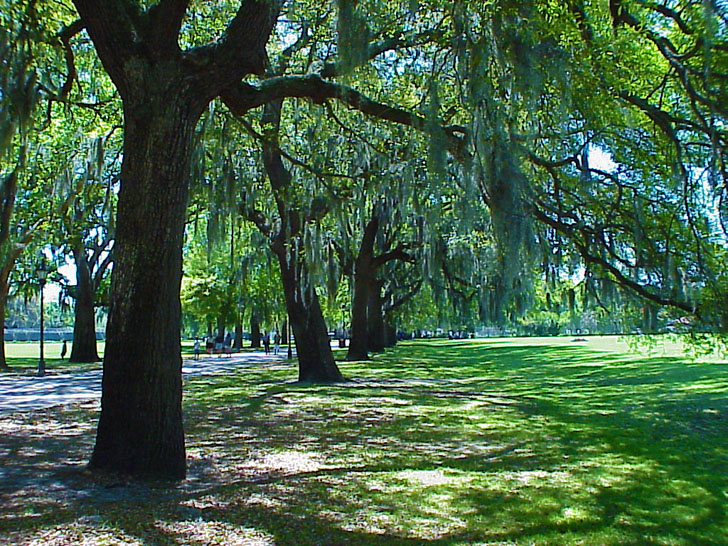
[220,74,468,158]
[531,201,696,315]
[57,19,85,101]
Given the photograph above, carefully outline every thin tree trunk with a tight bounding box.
[216,315,225,338]
[70,245,100,362]
[261,100,343,383]
[90,91,202,480]
[384,321,397,348]
[234,322,243,351]
[0,277,9,371]
[367,280,386,353]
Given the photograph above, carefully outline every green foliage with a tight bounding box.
[9,0,728,346]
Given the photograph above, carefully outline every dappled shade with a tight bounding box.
[1,338,726,544]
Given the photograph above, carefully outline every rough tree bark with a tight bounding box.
[273,240,344,382]
[234,321,243,350]
[347,206,416,360]
[90,90,200,479]
[73,0,279,479]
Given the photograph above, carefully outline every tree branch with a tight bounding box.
[220,74,468,158]
[70,0,137,94]
[531,201,696,315]
[187,0,282,87]
[57,19,85,101]
[319,28,445,78]
[373,242,418,269]
[146,0,189,54]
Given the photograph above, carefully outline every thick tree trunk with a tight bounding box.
[367,281,386,353]
[90,90,203,480]
[275,245,344,383]
[71,0,281,481]
[70,245,100,362]
[346,216,379,361]
[250,314,261,348]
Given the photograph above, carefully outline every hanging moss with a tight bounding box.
[336,0,370,72]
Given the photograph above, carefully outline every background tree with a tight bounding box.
[24,0,723,480]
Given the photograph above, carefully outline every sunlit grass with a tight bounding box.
[0,342,106,375]
[1,337,726,545]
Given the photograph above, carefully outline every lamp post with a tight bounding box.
[35,259,49,377]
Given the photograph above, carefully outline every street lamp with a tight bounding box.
[35,259,49,377]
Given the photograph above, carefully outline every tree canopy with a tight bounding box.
[2,0,726,478]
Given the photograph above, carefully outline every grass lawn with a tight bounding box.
[0,336,726,545]
[0,341,105,375]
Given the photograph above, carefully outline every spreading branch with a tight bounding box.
[220,74,468,158]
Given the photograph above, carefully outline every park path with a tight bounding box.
[0,351,286,414]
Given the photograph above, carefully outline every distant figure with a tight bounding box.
[263,331,270,355]
[206,336,214,355]
[214,333,224,357]
[223,332,232,357]
[60,339,67,360]
[273,331,280,355]
[193,337,200,360]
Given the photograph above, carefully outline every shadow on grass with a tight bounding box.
[1,338,726,545]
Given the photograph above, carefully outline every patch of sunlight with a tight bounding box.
[399,469,471,487]
[155,520,275,546]
[366,478,409,494]
[243,492,285,509]
[27,523,143,546]
[679,381,728,394]
[340,511,398,536]
[330,469,477,539]
[554,505,602,527]
[508,469,573,487]
[180,495,231,511]
[242,450,325,474]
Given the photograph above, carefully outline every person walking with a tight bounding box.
[193,337,200,360]
[273,331,280,355]
[60,339,67,360]
[263,331,270,355]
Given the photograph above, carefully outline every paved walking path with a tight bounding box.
[0,351,286,415]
